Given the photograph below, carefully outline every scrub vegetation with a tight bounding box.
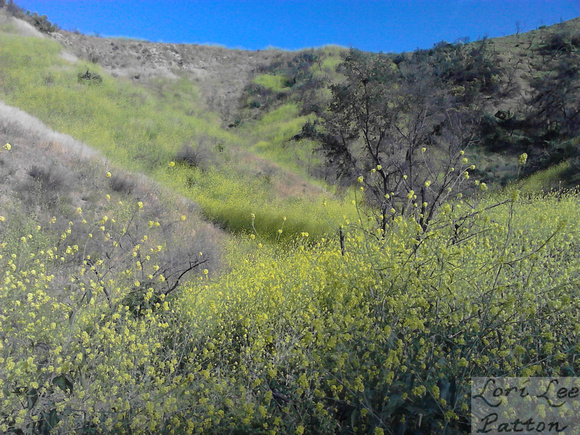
[0,3,579,433]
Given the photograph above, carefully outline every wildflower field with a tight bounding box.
[0,15,579,434]
[1,156,579,432]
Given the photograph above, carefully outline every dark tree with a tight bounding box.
[313,49,481,233]
[529,57,580,138]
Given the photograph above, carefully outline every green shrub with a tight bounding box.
[26,11,58,33]
[253,74,290,91]
[77,69,103,85]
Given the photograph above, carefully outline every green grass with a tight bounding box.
[237,102,329,187]
[0,30,357,241]
[311,46,346,81]
[245,104,317,170]
[253,73,290,92]
[518,159,571,193]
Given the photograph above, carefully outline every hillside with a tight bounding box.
[0,3,579,434]
[51,30,298,125]
[51,16,580,189]
[0,87,225,281]
[19,8,579,191]
[0,6,353,240]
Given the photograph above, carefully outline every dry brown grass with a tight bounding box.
[0,99,226,281]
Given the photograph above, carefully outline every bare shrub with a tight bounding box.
[109,174,135,194]
[175,144,199,167]
[28,165,65,191]
[175,136,217,171]
[16,164,69,211]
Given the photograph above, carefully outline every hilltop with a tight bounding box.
[51,31,298,124]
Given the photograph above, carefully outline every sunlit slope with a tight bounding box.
[234,22,580,190]
[0,28,357,241]
[36,15,580,197]
[234,46,345,177]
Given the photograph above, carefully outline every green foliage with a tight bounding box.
[529,34,580,139]
[0,31,352,240]
[253,74,290,91]
[516,159,570,193]
[239,49,328,123]
[425,37,503,98]
[0,140,219,432]
[2,189,579,433]
[477,27,580,180]
[538,29,580,54]
[160,163,349,241]
[318,48,344,75]
[1,1,58,33]
[26,11,58,33]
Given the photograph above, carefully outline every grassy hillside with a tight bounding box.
[230,19,580,190]
[0,81,225,284]
[0,4,579,434]
[44,11,580,189]
[0,17,358,242]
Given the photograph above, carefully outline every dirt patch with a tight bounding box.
[0,100,100,159]
[59,50,79,64]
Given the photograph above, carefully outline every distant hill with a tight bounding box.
[2,1,579,190]
[51,30,298,124]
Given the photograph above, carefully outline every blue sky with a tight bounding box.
[14,0,580,52]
